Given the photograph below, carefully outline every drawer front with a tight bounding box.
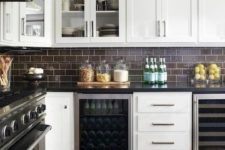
[138,133,191,150]
[135,92,191,113]
[138,114,191,132]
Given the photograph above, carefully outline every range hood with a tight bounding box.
[0,0,32,2]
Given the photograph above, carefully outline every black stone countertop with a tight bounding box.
[44,82,225,94]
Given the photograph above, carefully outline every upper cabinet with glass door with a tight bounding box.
[0,2,19,44]
[19,0,53,46]
[55,0,125,43]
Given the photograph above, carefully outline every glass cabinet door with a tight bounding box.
[56,0,90,43]
[90,0,125,42]
[20,0,45,37]
[19,0,52,44]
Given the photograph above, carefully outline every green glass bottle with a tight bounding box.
[158,58,165,85]
[163,58,167,84]
[149,58,155,85]
[154,58,158,84]
[143,58,150,84]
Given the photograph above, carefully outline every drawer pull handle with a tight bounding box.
[151,104,175,107]
[152,123,175,126]
[152,141,175,145]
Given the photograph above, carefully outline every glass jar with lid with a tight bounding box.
[113,59,129,82]
[79,60,94,82]
[96,60,111,82]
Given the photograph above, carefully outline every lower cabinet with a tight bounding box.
[45,92,75,150]
[133,92,192,150]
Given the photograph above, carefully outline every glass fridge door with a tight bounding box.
[198,98,225,150]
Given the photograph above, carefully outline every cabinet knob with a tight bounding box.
[64,105,68,109]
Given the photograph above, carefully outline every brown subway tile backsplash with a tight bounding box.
[7,47,225,83]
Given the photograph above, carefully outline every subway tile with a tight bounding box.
[10,47,225,83]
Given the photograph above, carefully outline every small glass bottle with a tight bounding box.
[143,57,150,84]
[154,58,158,84]
[149,58,156,85]
[163,58,167,84]
[158,58,165,85]
[84,100,90,115]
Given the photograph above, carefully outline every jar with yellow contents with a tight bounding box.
[193,63,207,83]
[96,60,111,82]
[208,63,221,83]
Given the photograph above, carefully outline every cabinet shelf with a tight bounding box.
[96,10,118,14]
[62,10,84,14]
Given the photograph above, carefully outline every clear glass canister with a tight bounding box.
[79,60,94,82]
[113,59,129,82]
[208,63,221,83]
[96,60,111,82]
[193,63,207,82]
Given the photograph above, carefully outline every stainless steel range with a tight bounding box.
[0,87,51,150]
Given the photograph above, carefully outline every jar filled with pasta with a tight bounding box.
[79,60,94,82]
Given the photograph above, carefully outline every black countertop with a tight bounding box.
[44,82,225,94]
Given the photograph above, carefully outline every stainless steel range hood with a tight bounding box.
[0,0,32,2]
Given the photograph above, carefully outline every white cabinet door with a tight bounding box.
[1,2,19,42]
[127,0,197,43]
[161,0,197,42]
[45,92,75,150]
[127,0,161,42]
[19,0,53,46]
[199,0,225,43]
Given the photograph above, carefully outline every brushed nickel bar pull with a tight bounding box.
[151,104,175,106]
[152,141,175,145]
[21,18,25,35]
[157,20,160,37]
[85,21,88,37]
[152,123,175,126]
[91,21,94,37]
[163,20,166,37]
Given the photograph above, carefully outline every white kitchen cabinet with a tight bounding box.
[199,0,225,43]
[127,0,197,43]
[19,0,53,46]
[133,92,192,150]
[45,92,75,150]
[55,0,126,43]
[0,2,19,43]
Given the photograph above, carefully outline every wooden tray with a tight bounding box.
[77,81,130,85]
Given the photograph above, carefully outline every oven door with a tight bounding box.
[8,123,51,150]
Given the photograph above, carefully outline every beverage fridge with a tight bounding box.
[75,93,132,150]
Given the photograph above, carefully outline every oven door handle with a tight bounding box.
[27,124,52,150]
[8,124,52,150]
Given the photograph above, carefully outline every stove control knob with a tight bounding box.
[30,111,38,120]
[2,126,12,139]
[36,106,42,114]
[21,114,30,125]
[11,120,19,133]
[41,104,46,112]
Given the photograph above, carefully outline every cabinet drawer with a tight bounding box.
[138,133,190,150]
[135,92,191,113]
[138,114,191,132]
